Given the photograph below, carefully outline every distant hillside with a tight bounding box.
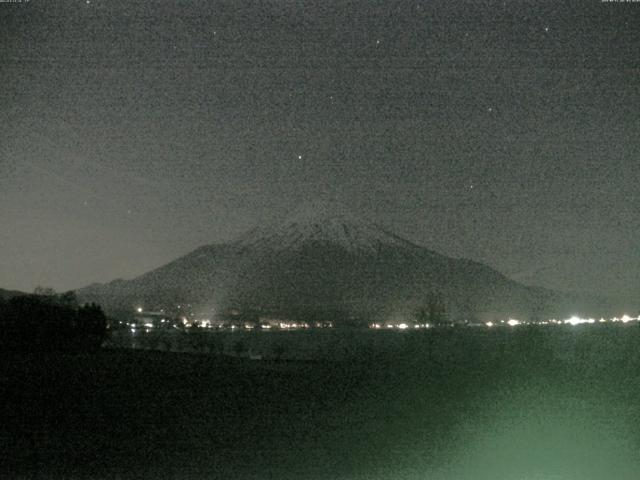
[0,288,26,301]
[78,200,612,323]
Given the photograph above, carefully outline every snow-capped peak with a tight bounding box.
[234,199,419,253]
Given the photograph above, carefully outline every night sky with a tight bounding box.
[1,0,639,306]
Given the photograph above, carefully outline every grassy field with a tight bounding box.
[3,325,640,479]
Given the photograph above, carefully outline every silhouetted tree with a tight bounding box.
[33,286,57,297]
[0,293,107,353]
[59,291,79,308]
[77,302,108,350]
[417,292,447,327]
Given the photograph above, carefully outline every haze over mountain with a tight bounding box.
[78,200,611,324]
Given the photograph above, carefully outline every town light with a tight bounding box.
[565,316,582,326]
[563,316,594,326]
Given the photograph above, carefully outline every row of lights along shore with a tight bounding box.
[370,314,639,330]
[130,307,639,333]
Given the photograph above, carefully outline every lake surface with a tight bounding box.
[4,323,640,479]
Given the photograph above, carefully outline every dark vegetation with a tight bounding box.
[415,291,448,326]
[0,289,107,353]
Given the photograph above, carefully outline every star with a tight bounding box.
[297,155,302,160]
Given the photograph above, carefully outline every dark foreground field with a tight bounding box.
[3,325,640,480]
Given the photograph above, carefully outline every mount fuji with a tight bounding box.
[77,200,607,324]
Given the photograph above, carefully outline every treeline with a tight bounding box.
[0,288,107,353]
[414,292,448,325]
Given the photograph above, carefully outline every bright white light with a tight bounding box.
[565,316,582,326]
[621,314,633,323]
[261,324,271,330]
[398,323,408,330]
[599,318,607,323]
[485,321,494,328]
[144,322,153,328]
[136,307,143,313]
[507,319,520,327]
[564,316,594,326]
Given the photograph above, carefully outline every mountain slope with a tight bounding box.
[78,201,610,322]
[0,288,26,301]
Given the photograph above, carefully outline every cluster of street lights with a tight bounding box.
[370,315,640,330]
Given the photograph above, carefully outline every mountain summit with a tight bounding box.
[78,202,608,323]
[236,199,418,254]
